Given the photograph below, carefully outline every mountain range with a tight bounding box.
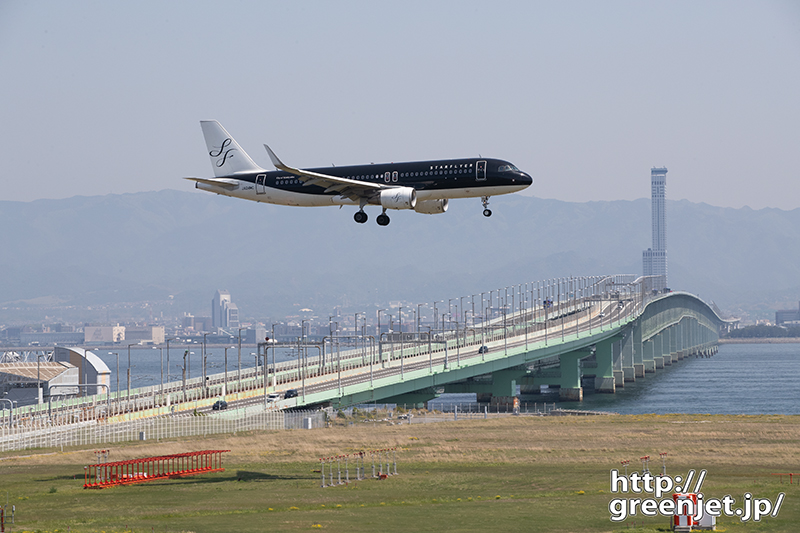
[1,190,798,325]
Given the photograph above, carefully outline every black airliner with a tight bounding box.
[186,121,532,226]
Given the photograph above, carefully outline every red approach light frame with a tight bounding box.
[84,450,230,489]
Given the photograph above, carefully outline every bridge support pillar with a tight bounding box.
[632,322,644,378]
[669,325,679,363]
[658,331,672,366]
[612,340,625,387]
[557,351,584,402]
[621,333,635,382]
[642,339,655,373]
[559,387,583,401]
[623,367,636,381]
[593,339,615,393]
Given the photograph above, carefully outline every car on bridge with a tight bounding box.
[267,392,282,402]
[284,389,298,399]
[212,400,228,411]
[478,345,489,354]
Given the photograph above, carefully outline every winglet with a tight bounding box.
[264,144,289,172]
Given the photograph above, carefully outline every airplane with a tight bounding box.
[186,121,533,226]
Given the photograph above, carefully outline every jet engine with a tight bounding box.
[413,199,449,214]
[379,187,416,209]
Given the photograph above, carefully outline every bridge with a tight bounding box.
[0,274,732,435]
[288,276,728,408]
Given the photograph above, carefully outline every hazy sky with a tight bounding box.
[1,1,798,209]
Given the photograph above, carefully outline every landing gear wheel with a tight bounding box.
[376,213,391,226]
[480,195,492,217]
[354,211,368,224]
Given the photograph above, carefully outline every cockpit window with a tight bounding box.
[497,164,520,173]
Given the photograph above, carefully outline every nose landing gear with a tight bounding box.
[481,196,492,217]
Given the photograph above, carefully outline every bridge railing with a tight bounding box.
[0,274,667,431]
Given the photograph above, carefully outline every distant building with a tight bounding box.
[245,326,267,344]
[20,331,84,346]
[0,361,78,406]
[84,326,126,344]
[212,290,240,331]
[54,346,111,397]
[125,326,165,345]
[643,167,668,290]
[0,347,110,406]
[775,302,800,325]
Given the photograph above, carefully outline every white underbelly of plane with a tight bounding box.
[213,183,526,207]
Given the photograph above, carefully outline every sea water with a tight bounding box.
[97,343,800,415]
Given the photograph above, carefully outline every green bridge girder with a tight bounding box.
[298,291,731,409]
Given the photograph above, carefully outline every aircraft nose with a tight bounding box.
[520,172,533,187]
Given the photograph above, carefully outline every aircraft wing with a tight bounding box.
[183,177,240,189]
[264,144,384,201]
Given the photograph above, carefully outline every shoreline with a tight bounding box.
[720,337,800,344]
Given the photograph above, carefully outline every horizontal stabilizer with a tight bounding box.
[184,177,240,190]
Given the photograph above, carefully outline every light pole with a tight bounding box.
[448,299,454,332]
[301,320,308,401]
[377,309,387,338]
[36,353,47,404]
[433,301,442,333]
[109,352,119,401]
[202,332,211,397]
[355,313,362,364]
[237,327,245,393]
[460,296,465,333]
[152,346,163,404]
[165,337,178,385]
[126,342,139,408]
[181,349,191,402]
[398,306,404,378]
[224,345,234,398]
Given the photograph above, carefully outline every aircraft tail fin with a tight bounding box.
[200,120,265,176]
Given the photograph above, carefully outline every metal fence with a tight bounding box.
[0,408,328,453]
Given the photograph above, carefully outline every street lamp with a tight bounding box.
[433,300,443,333]
[377,309,387,338]
[224,345,235,397]
[126,342,140,407]
[202,332,211,396]
[237,327,245,393]
[152,346,163,404]
[398,306,404,378]
[36,353,47,404]
[108,352,119,402]
[165,337,178,384]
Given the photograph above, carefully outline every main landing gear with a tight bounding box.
[481,196,492,217]
[376,208,391,226]
[354,209,391,226]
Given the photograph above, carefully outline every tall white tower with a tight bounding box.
[643,167,668,289]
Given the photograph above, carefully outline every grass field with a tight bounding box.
[0,413,798,532]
